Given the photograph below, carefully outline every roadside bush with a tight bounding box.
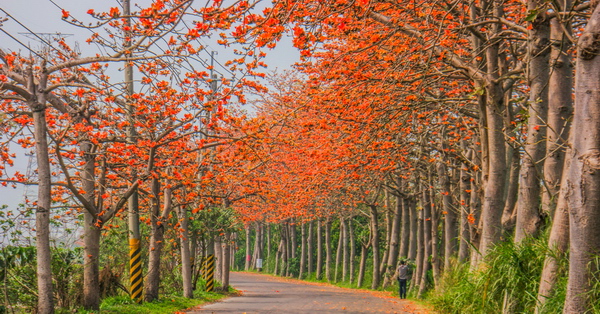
[430,237,549,313]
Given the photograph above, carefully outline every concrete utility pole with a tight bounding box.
[123,0,143,303]
[202,51,220,292]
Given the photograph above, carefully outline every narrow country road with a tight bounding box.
[189,272,428,314]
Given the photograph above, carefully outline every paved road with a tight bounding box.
[189,272,427,314]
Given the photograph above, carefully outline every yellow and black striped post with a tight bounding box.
[129,238,143,302]
[204,254,215,292]
[200,255,206,280]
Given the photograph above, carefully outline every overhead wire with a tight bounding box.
[0,8,64,56]
[0,28,47,61]
[47,0,113,56]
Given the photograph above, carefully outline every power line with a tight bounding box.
[0,8,64,55]
[46,0,112,55]
[0,28,47,61]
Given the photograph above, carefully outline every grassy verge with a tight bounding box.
[75,290,232,314]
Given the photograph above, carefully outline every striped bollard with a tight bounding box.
[204,254,215,292]
[129,238,143,302]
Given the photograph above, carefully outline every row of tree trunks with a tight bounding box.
[250,174,477,296]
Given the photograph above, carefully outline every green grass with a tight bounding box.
[428,237,560,314]
[75,291,228,314]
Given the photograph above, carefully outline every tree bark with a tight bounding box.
[399,196,410,259]
[325,219,333,282]
[369,205,381,289]
[348,217,356,283]
[514,0,551,242]
[221,233,231,291]
[178,206,193,298]
[419,187,432,297]
[380,191,392,276]
[500,128,520,232]
[384,193,402,286]
[564,5,600,311]
[342,218,350,281]
[307,220,314,275]
[478,1,508,259]
[334,218,343,282]
[214,236,223,281]
[438,163,457,270]
[458,160,471,263]
[32,92,54,314]
[316,220,323,279]
[245,227,251,271]
[81,138,100,310]
[299,223,307,279]
[429,181,441,288]
[408,198,418,260]
[536,152,570,312]
[541,0,573,218]
[411,204,423,292]
[145,178,163,302]
[290,221,297,259]
[357,244,368,288]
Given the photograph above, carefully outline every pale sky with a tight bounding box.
[0,0,299,244]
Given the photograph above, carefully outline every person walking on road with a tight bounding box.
[396,260,409,299]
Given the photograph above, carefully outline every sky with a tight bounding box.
[0,0,300,245]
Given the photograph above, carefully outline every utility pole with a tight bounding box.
[123,0,143,303]
[202,51,219,292]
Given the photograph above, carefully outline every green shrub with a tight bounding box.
[430,237,551,313]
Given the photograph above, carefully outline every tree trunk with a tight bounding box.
[325,219,333,282]
[307,220,314,275]
[286,223,292,276]
[470,154,483,268]
[536,5,573,309]
[81,139,100,310]
[214,236,223,282]
[317,220,323,279]
[541,0,573,218]
[564,6,600,311]
[411,203,423,292]
[178,206,193,298]
[438,163,457,271]
[290,221,297,259]
[299,223,307,279]
[383,194,402,288]
[251,223,262,269]
[245,227,251,271]
[145,178,163,302]
[369,205,381,290]
[281,224,289,276]
[342,218,350,281]
[458,160,471,263]
[380,191,392,276]
[32,99,54,314]
[221,234,231,291]
[266,225,271,261]
[83,214,101,308]
[429,182,441,287]
[536,153,570,312]
[349,217,356,283]
[357,244,368,288]
[408,198,418,260]
[478,1,508,259]
[334,218,343,282]
[419,187,432,297]
[500,130,520,232]
[399,196,410,259]
[514,0,550,242]
[274,238,282,275]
